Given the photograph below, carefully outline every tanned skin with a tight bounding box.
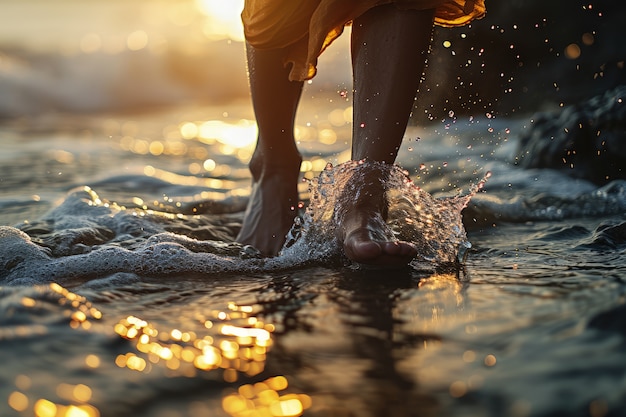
[237,5,435,266]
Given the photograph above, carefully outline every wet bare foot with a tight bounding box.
[236,165,300,257]
[335,163,417,267]
[338,207,417,267]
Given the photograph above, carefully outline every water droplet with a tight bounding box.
[448,110,455,118]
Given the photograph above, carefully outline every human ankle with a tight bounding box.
[249,151,301,180]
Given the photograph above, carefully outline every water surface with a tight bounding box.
[1,1,626,416]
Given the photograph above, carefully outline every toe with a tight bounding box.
[344,230,416,267]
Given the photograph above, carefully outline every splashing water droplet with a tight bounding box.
[281,161,478,268]
[467,171,491,197]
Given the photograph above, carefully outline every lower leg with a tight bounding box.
[237,44,303,256]
[338,5,435,265]
[351,5,434,162]
[246,43,303,178]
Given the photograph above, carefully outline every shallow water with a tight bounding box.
[2,95,626,417]
[2,1,626,414]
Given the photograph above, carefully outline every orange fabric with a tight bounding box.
[242,0,486,81]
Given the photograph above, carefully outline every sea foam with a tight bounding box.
[2,162,475,286]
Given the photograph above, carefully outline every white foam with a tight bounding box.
[2,163,474,286]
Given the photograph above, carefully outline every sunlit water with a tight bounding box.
[2,1,626,417]
[2,97,626,417]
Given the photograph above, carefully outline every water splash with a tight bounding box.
[1,164,489,285]
[466,178,626,225]
[283,161,487,269]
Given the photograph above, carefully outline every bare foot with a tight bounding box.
[335,163,417,267]
[338,208,417,267]
[236,165,300,257]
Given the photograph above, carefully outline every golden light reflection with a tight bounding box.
[119,136,190,157]
[484,354,497,367]
[8,391,29,412]
[417,274,464,309]
[180,121,199,139]
[15,375,32,391]
[84,354,101,369]
[299,158,331,173]
[197,119,257,149]
[222,376,312,417]
[9,283,311,417]
[111,304,310,416]
[56,384,92,403]
[33,399,100,417]
[9,285,105,417]
[113,304,273,380]
[565,43,581,59]
[318,128,337,145]
[34,399,57,417]
[116,103,353,182]
[21,296,37,307]
[142,165,237,191]
[126,30,149,51]
[47,283,103,330]
[462,350,476,363]
[449,380,467,398]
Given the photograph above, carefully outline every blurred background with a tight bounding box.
[0,0,354,119]
[0,0,624,121]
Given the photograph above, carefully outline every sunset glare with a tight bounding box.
[195,0,245,41]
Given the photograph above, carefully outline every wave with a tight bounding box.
[0,42,249,117]
[1,162,471,286]
[0,37,351,118]
[466,179,626,226]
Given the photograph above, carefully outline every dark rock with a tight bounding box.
[514,85,626,185]
[417,0,626,122]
